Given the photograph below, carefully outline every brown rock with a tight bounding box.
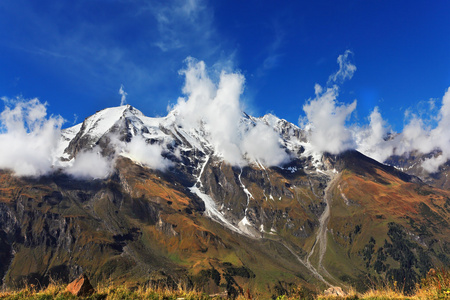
[324,286,346,297]
[66,274,95,296]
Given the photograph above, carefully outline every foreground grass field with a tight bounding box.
[1,269,448,300]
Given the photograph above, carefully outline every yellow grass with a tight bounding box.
[1,269,449,299]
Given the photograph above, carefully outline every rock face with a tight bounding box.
[324,286,346,297]
[66,274,94,296]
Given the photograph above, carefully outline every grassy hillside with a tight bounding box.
[322,155,450,292]
[1,153,450,298]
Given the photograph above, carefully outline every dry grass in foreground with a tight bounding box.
[317,268,450,300]
[1,268,449,300]
[0,284,216,300]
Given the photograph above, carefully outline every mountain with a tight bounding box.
[385,150,450,190]
[1,105,449,297]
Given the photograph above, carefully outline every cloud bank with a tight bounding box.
[327,79,450,174]
[385,87,450,173]
[300,50,450,174]
[242,122,289,166]
[2,52,450,178]
[353,88,450,173]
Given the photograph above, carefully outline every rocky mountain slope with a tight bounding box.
[1,105,449,297]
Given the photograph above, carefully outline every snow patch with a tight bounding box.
[190,155,250,236]
[286,166,298,173]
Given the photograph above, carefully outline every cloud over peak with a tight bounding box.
[301,51,358,155]
[302,85,357,154]
[174,58,289,166]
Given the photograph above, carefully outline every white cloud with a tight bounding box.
[354,107,395,162]
[119,84,127,106]
[354,87,450,173]
[0,97,116,179]
[64,147,113,179]
[174,57,288,167]
[410,87,450,172]
[302,84,356,154]
[174,57,245,165]
[299,50,450,175]
[151,0,216,53]
[123,136,173,170]
[0,97,64,177]
[63,130,173,179]
[300,51,358,155]
[422,154,447,173]
[242,122,290,166]
[328,50,356,84]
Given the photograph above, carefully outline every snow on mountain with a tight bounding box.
[56,123,82,161]
[59,106,273,163]
[56,104,336,176]
[53,104,334,234]
[80,105,133,140]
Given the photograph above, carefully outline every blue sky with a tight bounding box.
[1,0,449,132]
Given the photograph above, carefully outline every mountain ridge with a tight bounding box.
[1,104,449,297]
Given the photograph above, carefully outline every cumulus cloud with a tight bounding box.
[63,129,173,179]
[314,51,450,173]
[299,51,450,173]
[404,87,450,172]
[0,97,64,176]
[300,51,358,154]
[64,147,113,179]
[354,107,395,162]
[299,49,450,174]
[174,57,245,165]
[0,94,178,179]
[123,136,173,170]
[299,50,450,173]
[173,57,288,166]
[353,87,450,173]
[4,50,450,178]
[302,84,357,154]
[0,98,117,179]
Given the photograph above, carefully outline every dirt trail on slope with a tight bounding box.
[277,172,342,287]
[306,172,341,282]
[281,241,331,286]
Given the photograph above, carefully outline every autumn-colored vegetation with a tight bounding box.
[1,268,449,299]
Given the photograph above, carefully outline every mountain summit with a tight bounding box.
[1,105,449,297]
